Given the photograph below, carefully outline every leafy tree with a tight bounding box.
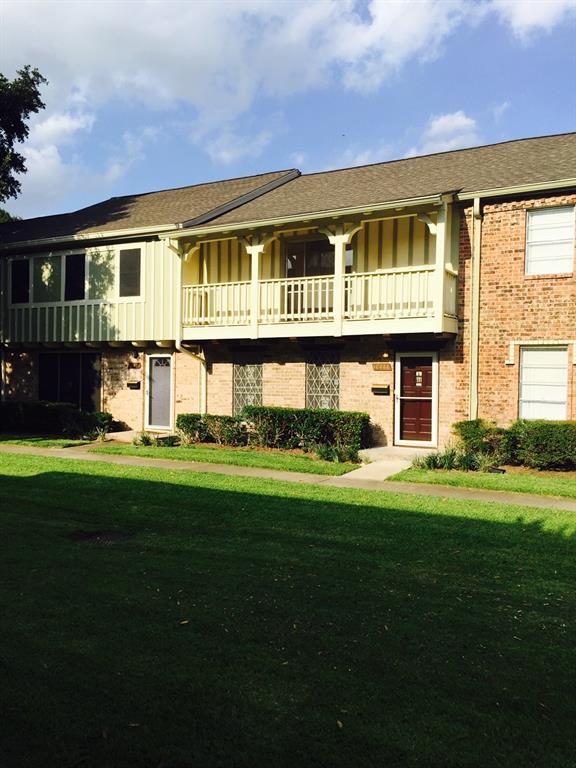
[0,208,20,223]
[0,66,47,203]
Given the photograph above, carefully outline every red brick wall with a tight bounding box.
[463,194,576,425]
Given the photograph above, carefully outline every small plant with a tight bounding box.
[456,451,480,471]
[132,431,153,446]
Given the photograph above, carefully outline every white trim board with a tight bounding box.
[505,340,576,365]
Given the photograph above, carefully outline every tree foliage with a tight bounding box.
[0,66,48,203]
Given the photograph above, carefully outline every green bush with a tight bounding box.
[241,405,371,461]
[0,401,111,438]
[176,413,211,444]
[203,415,247,446]
[511,420,576,470]
[453,419,507,456]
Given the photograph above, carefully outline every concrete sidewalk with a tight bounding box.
[1,443,575,512]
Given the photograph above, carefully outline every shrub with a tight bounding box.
[511,420,576,471]
[453,419,507,457]
[176,413,211,444]
[241,405,371,461]
[203,415,247,446]
[0,401,111,438]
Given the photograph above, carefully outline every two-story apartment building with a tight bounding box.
[1,133,575,447]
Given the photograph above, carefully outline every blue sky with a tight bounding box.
[1,0,575,219]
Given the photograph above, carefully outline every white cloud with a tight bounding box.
[488,0,576,38]
[1,0,572,215]
[492,100,511,121]
[406,110,481,156]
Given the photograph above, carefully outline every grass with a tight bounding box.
[1,452,575,768]
[0,434,91,448]
[391,467,576,500]
[91,442,357,475]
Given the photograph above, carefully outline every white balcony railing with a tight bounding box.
[182,266,456,330]
[259,275,334,323]
[344,266,434,320]
[182,281,251,326]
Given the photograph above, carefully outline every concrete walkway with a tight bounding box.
[1,443,575,512]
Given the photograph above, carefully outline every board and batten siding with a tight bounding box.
[1,239,180,344]
[181,216,438,287]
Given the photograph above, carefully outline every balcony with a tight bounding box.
[182,266,458,340]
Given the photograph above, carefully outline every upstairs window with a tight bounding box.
[11,259,30,304]
[64,253,86,301]
[525,207,575,275]
[33,255,62,303]
[119,248,141,297]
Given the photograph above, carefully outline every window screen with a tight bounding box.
[233,363,262,415]
[119,248,141,297]
[526,207,575,276]
[11,259,30,304]
[64,253,86,301]
[306,351,340,409]
[519,346,568,420]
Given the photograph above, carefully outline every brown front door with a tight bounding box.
[399,356,433,442]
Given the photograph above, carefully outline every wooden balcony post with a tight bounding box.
[433,198,453,333]
[245,241,266,339]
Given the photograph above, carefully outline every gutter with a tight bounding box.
[171,240,207,414]
[457,177,576,201]
[469,197,482,419]
[0,224,177,253]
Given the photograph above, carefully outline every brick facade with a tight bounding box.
[459,194,576,426]
[2,194,574,446]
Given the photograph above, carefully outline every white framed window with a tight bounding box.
[519,346,568,420]
[525,206,575,276]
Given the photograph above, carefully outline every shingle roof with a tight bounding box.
[0,169,296,246]
[198,133,576,228]
[2,133,575,247]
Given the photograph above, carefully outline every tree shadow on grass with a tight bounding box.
[0,466,574,768]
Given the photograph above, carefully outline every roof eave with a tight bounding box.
[161,193,448,240]
[456,177,576,201]
[0,223,177,253]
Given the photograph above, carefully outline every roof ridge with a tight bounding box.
[300,131,576,179]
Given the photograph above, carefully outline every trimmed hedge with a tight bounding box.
[510,420,576,471]
[176,413,247,447]
[453,418,576,471]
[242,405,371,461]
[176,406,371,461]
[0,401,112,438]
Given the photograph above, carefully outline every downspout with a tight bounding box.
[469,197,482,419]
[171,240,208,415]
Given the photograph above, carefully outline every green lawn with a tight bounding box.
[92,442,357,475]
[1,452,575,768]
[0,434,91,448]
[391,467,576,500]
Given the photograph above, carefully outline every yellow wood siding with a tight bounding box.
[352,216,435,272]
[1,239,180,343]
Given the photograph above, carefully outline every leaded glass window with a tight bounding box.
[306,352,340,409]
[233,363,263,415]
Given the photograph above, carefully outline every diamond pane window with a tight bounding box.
[306,352,340,409]
[233,363,263,415]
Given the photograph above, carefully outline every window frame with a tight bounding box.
[305,351,341,410]
[518,345,569,420]
[9,257,31,305]
[525,205,575,277]
[7,244,146,307]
